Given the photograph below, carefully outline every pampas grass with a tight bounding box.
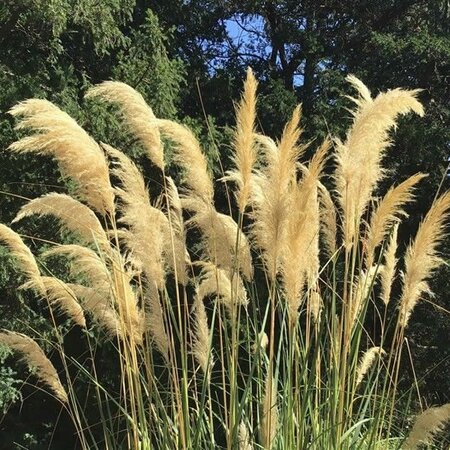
[9,99,114,215]
[1,72,449,450]
[0,330,68,403]
[399,191,450,328]
[403,403,450,449]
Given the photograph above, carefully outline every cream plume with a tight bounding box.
[9,99,114,215]
[0,331,68,402]
[335,76,423,249]
[227,67,258,212]
[13,193,110,252]
[86,81,164,169]
[399,192,450,328]
[0,224,44,293]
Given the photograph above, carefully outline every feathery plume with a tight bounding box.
[380,223,399,305]
[403,403,450,449]
[104,144,167,288]
[356,346,386,386]
[365,173,426,267]
[109,263,144,345]
[0,330,68,402]
[280,140,329,321]
[69,284,122,338]
[0,224,44,293]
[192,291,213,375]
[335,77,424,249]
[261,369,278,449]
[226,67,258,212]
[399,192,450,328]
[86,81,164,169]
[183,197,253,280]
[250,107,304,278]
[43,244,111,293]
[21,277,86,328]
[238,421,253,450]
[196,262,248,319]
[12,193,110,252]
[318,181,337,258]
[143,282,169,361]
[9,99,114,215]
[155,119,214,203]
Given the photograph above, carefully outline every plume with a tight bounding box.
[12,193,110,252]
[21,277,86,328]
[9,99,114,215]
[238,421,253,450]
[318,181,337,257]
[280,140,329,321]
[183,197,253,280]
[335,76,424,249]
[250,106,303,278]
[403,403,450,449]
[365,173,426,267]
[0,330,68,402]
[226,67,258,212]
[261,369,278,449]
[86,81,164,169]
[107,260,145,345]
[380,223,399,305]
[155,119,214,203]
[0,224,44,293]
[104,144,167,288]
[191,291,213,375]
[196,262,248,320]
[356,346,386,386]
[69,284,122,338]
[143,282,170,361]
[399,192,450,328]
[43,244,111,293]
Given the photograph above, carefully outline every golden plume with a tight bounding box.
[104,144,167,288]
[43,244,111,293]
[0,330,68,402]
[9,99,114,215]
[21,276,86,328]
[0,224,44,293]
[335,76,423,249]
[12,193,110,252]
[191,290,213,375]
[280,140,329,322]
[318,181,337,258]
[365,173,426,267]
[403,403,450,449]
[226,67,258,212]
[155,119,214,203]
[143,282,170,361]
[183,197,253,280]
[196,262,248,320]
[69,284,122,339]
[355,346,386,386]
[399,192,450,328]
[86,81,164,169]
[250,106,303,278]
[380,223,399,306]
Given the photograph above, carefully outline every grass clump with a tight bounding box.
[0,69,449,449]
